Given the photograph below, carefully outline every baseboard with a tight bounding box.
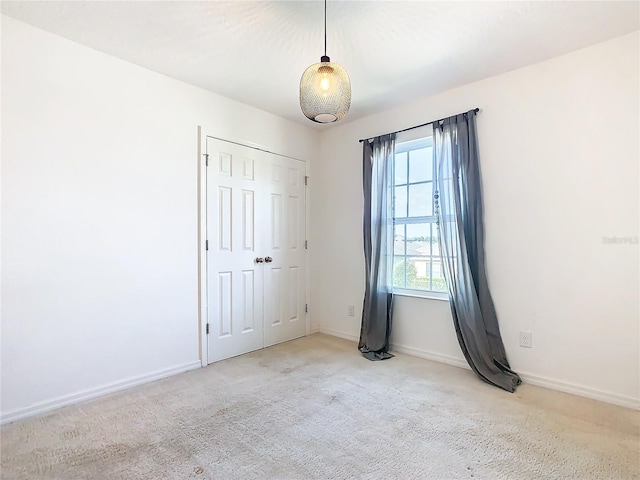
[319,330,640,411]
[517,371,639,410]
[1,360,202,425]
[316,327,359,343]
[390,342,470,371]
[316,330,469,370]
[391,342,639,410]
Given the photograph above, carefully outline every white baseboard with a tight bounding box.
[1,360,202,425]
[318,329,640,411]
[517,371,639,410]
[316,327,359,342]
[390,342,469,370]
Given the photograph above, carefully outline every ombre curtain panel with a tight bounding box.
[433,111,521,392]
[359,134,395,361]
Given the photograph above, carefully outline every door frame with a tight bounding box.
[197,126,311,367]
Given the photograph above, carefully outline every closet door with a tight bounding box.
[206,138,265,363]
[205,137,306,363]
[262,157,307,347]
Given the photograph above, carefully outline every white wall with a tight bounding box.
[2,16,638,421]
[311,32,639,408]
[0,16,319,422]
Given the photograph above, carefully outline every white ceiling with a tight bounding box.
[2,1,639,129]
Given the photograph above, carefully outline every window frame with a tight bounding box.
[392,136,448,301]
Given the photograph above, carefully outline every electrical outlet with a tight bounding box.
[347,305,355,317]
[519,331,533,348]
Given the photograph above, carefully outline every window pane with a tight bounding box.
[431,258,447,292]
[430,223,447,292]
[409,147,432,183]
[405,223,430,256]
[395,186,407,218]
[426,146,434,177]
[408,183,433,217]
[406,256,430,290]
[393,257,406,288]
[431,223,440,256]
[394,224,405,255]
[394,152,407,185]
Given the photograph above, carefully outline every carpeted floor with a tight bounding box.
[1,333,638,480]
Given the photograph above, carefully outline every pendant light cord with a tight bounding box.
[324,0,327,56]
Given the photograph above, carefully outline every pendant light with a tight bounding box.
[300,0,351,123]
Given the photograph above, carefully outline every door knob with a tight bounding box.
[265,256,273,263]
[255,257,264,263]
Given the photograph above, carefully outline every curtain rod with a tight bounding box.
[358,107,480,143]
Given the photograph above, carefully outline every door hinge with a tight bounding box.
[304,240,308,250]
[204,153,209,167]
[305,175,309,186]
[305,304,308,313]
[206,323,210,335]
[205,240,209,250]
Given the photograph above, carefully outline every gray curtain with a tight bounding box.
[359,134,395,361]
[433,111,521,392]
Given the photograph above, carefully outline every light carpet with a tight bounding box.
[1,333,638,479]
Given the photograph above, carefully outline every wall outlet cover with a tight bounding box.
[519,330,533,348]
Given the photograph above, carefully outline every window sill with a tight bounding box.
[392,288,449,302]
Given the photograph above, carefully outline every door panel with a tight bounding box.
[241,190,254,251]
[270,193,282,250]
[217,272,232,337]
[241,270,256,332]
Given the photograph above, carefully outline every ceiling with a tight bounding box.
[2,1,639,129]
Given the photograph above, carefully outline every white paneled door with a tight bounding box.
[262,151,307,347]
[205,137,306,363]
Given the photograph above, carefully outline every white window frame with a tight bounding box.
[392,136,448,301]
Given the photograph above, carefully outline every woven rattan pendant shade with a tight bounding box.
[299,0,351,123]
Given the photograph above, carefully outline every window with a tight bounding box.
[392,137,447,297]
